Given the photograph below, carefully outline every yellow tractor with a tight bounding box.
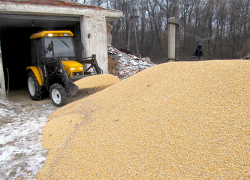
[26,30,102,106]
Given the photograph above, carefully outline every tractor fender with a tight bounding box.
[26,66,43,86]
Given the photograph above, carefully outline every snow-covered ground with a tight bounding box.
[0,46,155,179]
[0,98,57,179]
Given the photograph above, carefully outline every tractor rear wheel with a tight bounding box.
[49,84,67,107]
[27,71,43,100]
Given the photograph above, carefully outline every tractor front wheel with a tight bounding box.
[49,84,67,107]
[27,71,43,100]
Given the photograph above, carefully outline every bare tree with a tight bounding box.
[67,0,250,63]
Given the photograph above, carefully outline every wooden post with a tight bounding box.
[0,38,6,98]
[127,19,132,52]
[133,17,139,56]
[127,15,139,56]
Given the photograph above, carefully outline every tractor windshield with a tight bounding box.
[44,36,75,58]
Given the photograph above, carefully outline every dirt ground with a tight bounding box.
[5,88,91,106]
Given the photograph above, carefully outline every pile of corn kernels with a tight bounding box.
[38,60,250,179]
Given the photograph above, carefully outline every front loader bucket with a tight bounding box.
[66,79,79,96]
[58,58,79,96]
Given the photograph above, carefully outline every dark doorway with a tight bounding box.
[0,24,80,91]
[1,28,39,90]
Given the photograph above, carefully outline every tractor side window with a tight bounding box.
[30,39,36,65]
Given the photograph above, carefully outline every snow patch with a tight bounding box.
[0,98,57,179]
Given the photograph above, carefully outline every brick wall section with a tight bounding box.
[106,23,112,34]
[1,0,106,10]
[106,23,112,45]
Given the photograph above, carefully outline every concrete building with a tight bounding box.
[0,0,123,98]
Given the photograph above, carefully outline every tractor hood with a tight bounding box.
[62,61,83,70]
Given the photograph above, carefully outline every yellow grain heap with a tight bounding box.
[74,73,120,92]
[38,60,250,179]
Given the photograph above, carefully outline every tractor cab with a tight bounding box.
[29,31,84,80]
[26,30,85,106]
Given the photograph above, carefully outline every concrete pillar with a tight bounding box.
[168,17,176,62]
[80,15,108,74]
[0,42,6,98]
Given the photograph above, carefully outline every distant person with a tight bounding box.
[193,44,203,61]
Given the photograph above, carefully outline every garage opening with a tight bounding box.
[1,28,39,90]
[0,14,81,101]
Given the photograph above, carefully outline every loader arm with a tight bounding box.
[57,58,79,96]
[78,54,103,75]
[42,58,79,96]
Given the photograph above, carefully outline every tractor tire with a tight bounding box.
[27,71,43,101]
[49,84,67,107]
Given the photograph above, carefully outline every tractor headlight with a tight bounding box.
[64,33,71,36]
[79,67,83,70]
[46,33,53,37]
[70,68,75,70]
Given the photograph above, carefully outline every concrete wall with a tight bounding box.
[80,15,108,74]
[0,42,6,98]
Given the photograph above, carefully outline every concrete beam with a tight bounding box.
[168,17,176,61]
[0,1,123,22]
[0,14,80,21]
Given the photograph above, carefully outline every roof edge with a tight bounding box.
[0,1,123,22]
